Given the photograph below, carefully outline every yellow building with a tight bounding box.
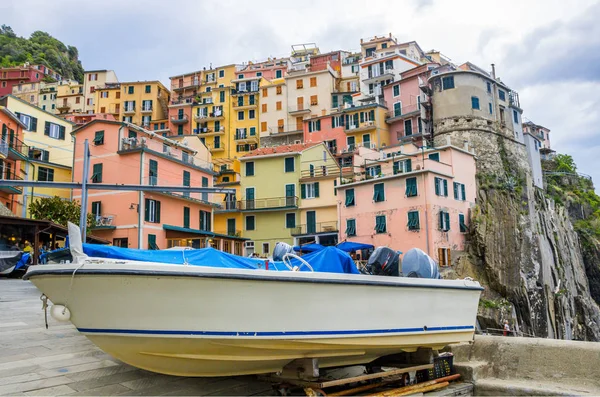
[55,81,84,115]
[342,102,390,149]
[95,81,169,127]
[230,75,260,156]
[0,95,76,217]
[239,142,339,256]
[12,81,41,107]
[38,83,58,114]
[83,70,118,113]
[212,158,243,240]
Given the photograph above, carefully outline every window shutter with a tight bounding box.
[443,179,448,196]
[301,183,306,199]
[354,113,359,125]
[454,182,458,199]
[369,109,375,121]
[393,162,399,174]
[345,114,349,126]
[59,126,65,140]
[461,184,466,201]
[445,212,450,231]
[31,117,38,132]
[144,199,150,221]
[438,248,444,266]
[439,211,444,230]
[435,178,440,195]
[183,207,190,228]
[155,201,161,223]
[316,120,321,131]
[44,121,50,136]
[360,112,364,123]
[406,159,412,172]
[314,182,319,197]
[308,122,313,133]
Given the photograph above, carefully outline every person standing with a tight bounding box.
[23,240,33,254]
[503,320,511,336]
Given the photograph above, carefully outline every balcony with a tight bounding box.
[300,164,340,181]
[92,214,116,230]
[288,104,311,115]
[172,80,200,92]
[0,169,23,194]
[509,91,520,109]
[268,126,303,136]
[195,112,224,122]
[6,136,28,160]
[234,131,258,143]
[123,107,136,115]
[0,139,7,159]
[231,88,259,96]
[56,103,71,112]
[385,103,421,124]
[206,143,225,152]
[239,196,298,211]
[171,115,189,124]
[214,229,243,238]
[363,69,395,84]
[232,101,258,110]
[344,120,376,133]
[171,97,196,106]
[215,200,240,213]
[291,221,338,236]
[140,106,153,114]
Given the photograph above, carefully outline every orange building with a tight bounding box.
[0,106,28,215]
[72,120,246,252]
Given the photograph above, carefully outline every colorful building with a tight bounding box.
[55,81,84,115]
[0,106,28,215]
[212,159,243,242]
[0,64,62,97]
[38,82,58,113]
[239,142,338,256]
[336,142,476,266]
[82,70,118,113]
[71,120,245,252]
[340,100,390,150]
[0,95,76,216]
[11,81,41,107]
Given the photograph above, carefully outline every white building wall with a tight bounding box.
[524,134,544,188]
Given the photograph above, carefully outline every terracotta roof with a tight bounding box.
[242,142,321,158]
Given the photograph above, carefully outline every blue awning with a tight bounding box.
[336,241,374,252]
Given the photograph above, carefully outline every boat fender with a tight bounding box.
[50,305,71,322]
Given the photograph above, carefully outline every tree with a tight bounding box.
[0,25,16,38]
[29,196,96,232]
[555,154,577,173]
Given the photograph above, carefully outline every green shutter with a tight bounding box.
[316,120,321,131]
[345,189,354,206]
[91,201,101,217]
[443,179,448,196]
[92,163,102,183]
[461,184,466,201]
[439,211,444,229]
[393,162,399,174]
[144,198,150,221]
[183,171,190,186]
[301,183,306,199]
[406,159,412,172]
[44,121,50,135]
[334,179,337,196]
[459,214,467,233]
[148,234,157,250]
[373,183,384,202]
[31,117,38,132]
[435,178,440,196]
[183,207,190,228]
[155,201,161,223]
[369,109,375,121]
[332,95,338,108]
[453,182,459,200]
[314,182,319,198]
[445,212,450,231]
[360,112,364,123]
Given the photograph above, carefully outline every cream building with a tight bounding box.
[82,70,118,113]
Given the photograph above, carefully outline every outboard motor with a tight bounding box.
[272,242,294,261]
[401,248,441,279]
[366,247,400,276]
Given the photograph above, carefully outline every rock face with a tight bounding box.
[434,118,600,341]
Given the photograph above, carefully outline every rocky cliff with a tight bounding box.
[434,117,600,341]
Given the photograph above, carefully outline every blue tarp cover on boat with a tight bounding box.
[293,243,325,253]
[336,241,374,252]
[82,244,359,274]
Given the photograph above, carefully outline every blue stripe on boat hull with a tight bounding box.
[77,325,474,337]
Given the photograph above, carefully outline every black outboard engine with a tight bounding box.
[366,247,400,276]
[401,248,441,279]
[272,242,294,261]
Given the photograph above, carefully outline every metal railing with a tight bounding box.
[344,120,377,132]
[385,103,421,120]
[94,214,116,227]
[291,221,338,236]
[215,229,242,237]
[288,103,311,113]
[0,139,7,158]
[6,136,29,158]
[268,126,302,135]
[120,137,213,171]
[239,196,298,210]
[300,165,340,179]
[171,115,189,124]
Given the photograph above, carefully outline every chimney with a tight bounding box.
[491,64,496,80]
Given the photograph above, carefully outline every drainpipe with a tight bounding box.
[28,162,36,217]
[138,150,144,249]
[491,64,498,123]
[421,145,431,256]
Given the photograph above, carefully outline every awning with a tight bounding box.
[163,224,249,241]
[336,241,374,252]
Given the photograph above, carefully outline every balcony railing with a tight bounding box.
[365,68,394,82]
[385,103,422,123]
[93,214,116,229]
[215,200,240,212]
[300,164,340,180]
[123,107,136,115]
[6,136,29,160]
[172,80,200,91]
[509,91,520,108]
[195,111,224,122]
[291,221,338,236]
[0,169,23,194]
[268,126,303,135]
[288,103,311,114]
[214,229,242,238]
[239,196,298,211]
[234,131,258,141]
[119,137,213,172]
[171,115,189,124]
[141,106,153,113]
[344,120,377,132]
[0,139,7,158]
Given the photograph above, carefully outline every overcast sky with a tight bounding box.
[2,0,599,188]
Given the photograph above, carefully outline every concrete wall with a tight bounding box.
[524,134,544,188]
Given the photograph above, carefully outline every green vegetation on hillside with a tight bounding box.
[0,25,84,83]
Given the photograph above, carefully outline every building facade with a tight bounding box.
[0,64,62,97]
[0,106,28,215]
[82,70,118,113]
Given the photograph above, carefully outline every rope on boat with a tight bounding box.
[40,294,48,329]
[62,260,87,315]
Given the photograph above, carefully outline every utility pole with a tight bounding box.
[79,139,90,242]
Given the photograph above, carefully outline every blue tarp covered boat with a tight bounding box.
[292,243,325,253]
[336,241,374,252]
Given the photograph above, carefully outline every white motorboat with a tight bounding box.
[24,224,482,377]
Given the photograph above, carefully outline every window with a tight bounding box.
[381,43,388,49]
[407,211,420,230]
[183,207,190,228]
[454,182,466,201]
[404,119,413,136]
[17,112,37,131]
[301,182,319,199]
[276,86,282,95]
[428,153,440,162]
[250,80,258,91]
[434,177,448,197]
[284,157,295,172]
[296,79,303,89]
[199,210,211,231]
[346,219,356,236]
[332,115,344,128]
[219,91,225,103]
[489,103,493,114]
[177,125,183,135]
[285,213,296,228]
[498,90,506,101]
[91,201,102,219]
[310,77,317,87]
[393,102,402,117]
[308,119,321,132]
[393,159,412,174]
[148,234,158,250]
[367,165,381,177]
[310,95,318,106]
[183,170,190,197]
[442,76,455,90]
[373,183,385,202]
[471,96,480,110]
[246,215,255,231]
[93,130,104,145]
[439,211,450,231]
[201,176,209,201]
[144,199,161,223]
[91,163,103,183]
[145,85,151,93]
[345,189,355,206]
[249,109,255,119]
[142,100,152,111]
[261,104,267,113]
[406,177,418,197]
[37,167,54,182]
[246,161,255,176]
[44,122,65,140]
[393,85,400,97]
[459,214,468,233]
[261,121,267,132]
[149,160,158,185]
[276,101,282,111]
[128,86,134,94]
[262,243,270,255]
[513,109,519,123]
[375,215,387,233]
[237,96,244,107]
[276,70,282,79]
[237,111,244,121]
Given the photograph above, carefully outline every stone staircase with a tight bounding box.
[448,335,600,396]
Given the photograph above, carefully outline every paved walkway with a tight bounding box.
[0,279,274,396]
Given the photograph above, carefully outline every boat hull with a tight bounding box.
[25,261,482,376]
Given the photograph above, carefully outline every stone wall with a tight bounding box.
[260,133,303,148]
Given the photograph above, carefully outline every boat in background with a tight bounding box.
[24,223,482,377]
[0,250,29,277]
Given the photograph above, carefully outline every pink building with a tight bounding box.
[336,142,476,267]
[522,121,551,149]
[383,63,437,145]
[237,58,288,80]
[0,64,62,96]
[302,113,346,155]
[309,51,344,74]
[72,120,246,252]
[63,113,116,126]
